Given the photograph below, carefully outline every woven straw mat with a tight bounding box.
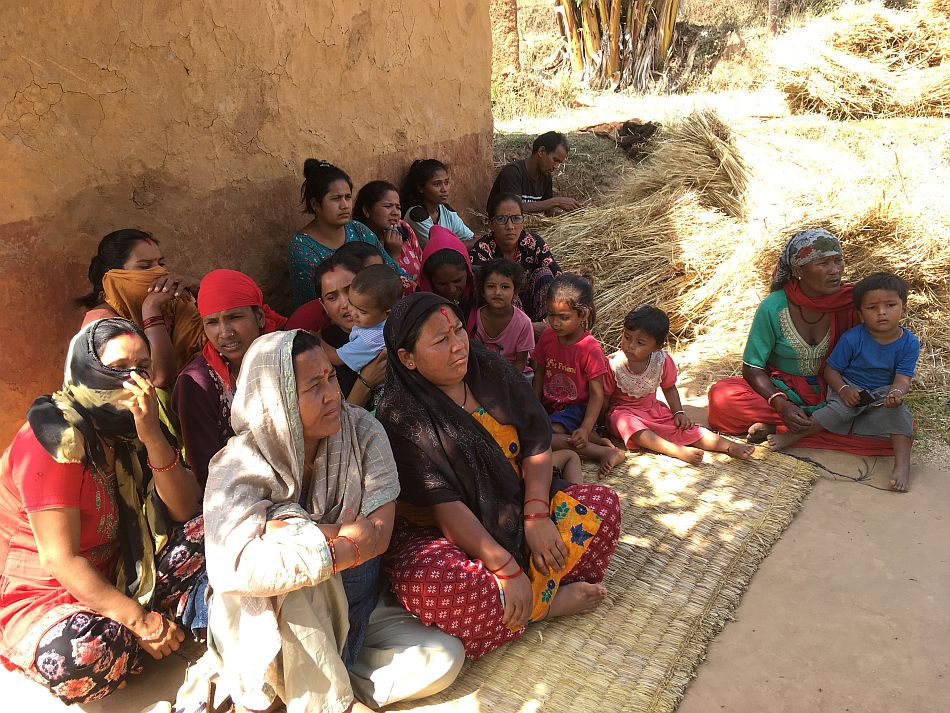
[395,449,820,712]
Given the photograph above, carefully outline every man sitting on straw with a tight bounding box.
[487,132,584,215]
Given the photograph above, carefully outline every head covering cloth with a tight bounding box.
[197,269,288,391]
[26,318,174,605]
[418,226,477,333]
[101,265,205,373]
[376,292,553,568]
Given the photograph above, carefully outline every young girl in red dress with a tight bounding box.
[605,305,755,464]
[533,274,626,478]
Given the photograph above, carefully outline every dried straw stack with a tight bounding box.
[775,1,950,119]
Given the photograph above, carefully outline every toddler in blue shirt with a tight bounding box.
[769,272,919,491]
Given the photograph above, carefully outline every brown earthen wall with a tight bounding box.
[0,1,493,445]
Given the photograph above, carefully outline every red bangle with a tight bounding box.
[487,553,514,574]
[147,450,180,472]
[136,612,166,642]
[142,316,166,330]
[494,567,524,580]
[524,497,549,511]
[328,537,338,575]
[524,512,550,520]
[336,535,361,566]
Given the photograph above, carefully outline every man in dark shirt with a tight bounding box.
[487,131,583,215]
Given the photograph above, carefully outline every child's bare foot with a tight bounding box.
[548,582,607,618]
[766,432,799,451]
[727,441,756,459]
[747,422,776,444]
[673,445,705,465]
[599,448,626,479]
[890,464,910,492]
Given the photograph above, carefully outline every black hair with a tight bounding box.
[291,329,324,359]
[353,180,400,225]
[547,272,596,327]
[350,264,404,312]
[486,192,524,220]
[422,248,467,280]
[333,240,385,266]
[531,131,569,155]
[853,271,909,309]
[478,258,524,294]
[623,305,670,345]
[300,159,352,215]
[91,319,149,360]
[400,159,449,209]
[78,229,158,309]
[314,253,366,299]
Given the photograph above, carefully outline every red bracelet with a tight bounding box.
[494,567,524,580]
[524,512,550,520]
[523,497,549,512]
[336,535,361,566]
[487,553,514,574]
[137,612,166,642]
[142,316,166,330]
[328,537,338,575]
[147,450,180,472]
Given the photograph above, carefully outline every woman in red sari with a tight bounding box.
[707,229,893,455]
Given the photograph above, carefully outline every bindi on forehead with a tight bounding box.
[439,307,454,327]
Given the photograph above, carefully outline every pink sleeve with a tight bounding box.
[660,353,678,389]
[14,429,85,512]
[82,307,117,327]
[603,353,620,397]
[513,310,535,353]
[580,337,609,380]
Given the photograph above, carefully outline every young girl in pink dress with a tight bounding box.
[606,305,755,465]
[473,259,535,374]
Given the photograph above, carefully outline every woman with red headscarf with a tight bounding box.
[418,225,478,333]
[172,270,287,487]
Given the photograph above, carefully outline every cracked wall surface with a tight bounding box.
[0,0,493,445]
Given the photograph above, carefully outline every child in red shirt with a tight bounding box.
[533,274,625,479]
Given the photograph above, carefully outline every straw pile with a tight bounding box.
[622,109,749,219]
[775,2,950,119]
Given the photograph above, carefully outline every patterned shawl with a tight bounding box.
[376,292,553,568]
[26,318,171,604]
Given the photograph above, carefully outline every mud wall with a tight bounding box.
[0,1,493,445]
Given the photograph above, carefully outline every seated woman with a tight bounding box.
[353,180,424,283]
[377,293,621,659]
[172,269,287,488]
[400,159,475,249]
[286,254,388,410]
[204,330,463,712]
[79,228,204,387]
[418,226,478,333]
[707,229,893,455]
[0,319,204,704]
[289,159,405,309]
[469,192,563,322]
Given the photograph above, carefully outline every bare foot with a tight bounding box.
[548,581,608,618]
[890,464,910,492]
[766,432,799,451]
[747,422,776,444]
[598,448,626,479]
[727,441,756,460]
[673,445,705,465]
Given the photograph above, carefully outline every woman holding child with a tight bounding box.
[707,229,899,458]
[377,292,620,659]
[204,330,463,713]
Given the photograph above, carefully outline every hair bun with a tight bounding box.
[88,254,106,282]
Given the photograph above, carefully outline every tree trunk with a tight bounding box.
[768,0,779,35]
[558,0,586,73]
[489,0,521,78]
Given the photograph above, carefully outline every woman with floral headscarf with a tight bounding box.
[707,230,893,455]
[0,319,204,704]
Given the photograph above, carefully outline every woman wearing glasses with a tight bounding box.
[469,193,563,321]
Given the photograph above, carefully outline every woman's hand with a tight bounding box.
[141,287,177,317]
[336,508,382,564]
[776,399,812,433]
[382,226,403,257]
[359,351,388,388]
[524,517,567,576]
[121,370,164,445]
[148,273,199,299]
[674,412,694,430]
[497,569,533,631]
[839,385,862,407]
[134,612,185,660]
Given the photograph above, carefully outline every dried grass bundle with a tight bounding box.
[832,4,950,68]
[620,110,749,219]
